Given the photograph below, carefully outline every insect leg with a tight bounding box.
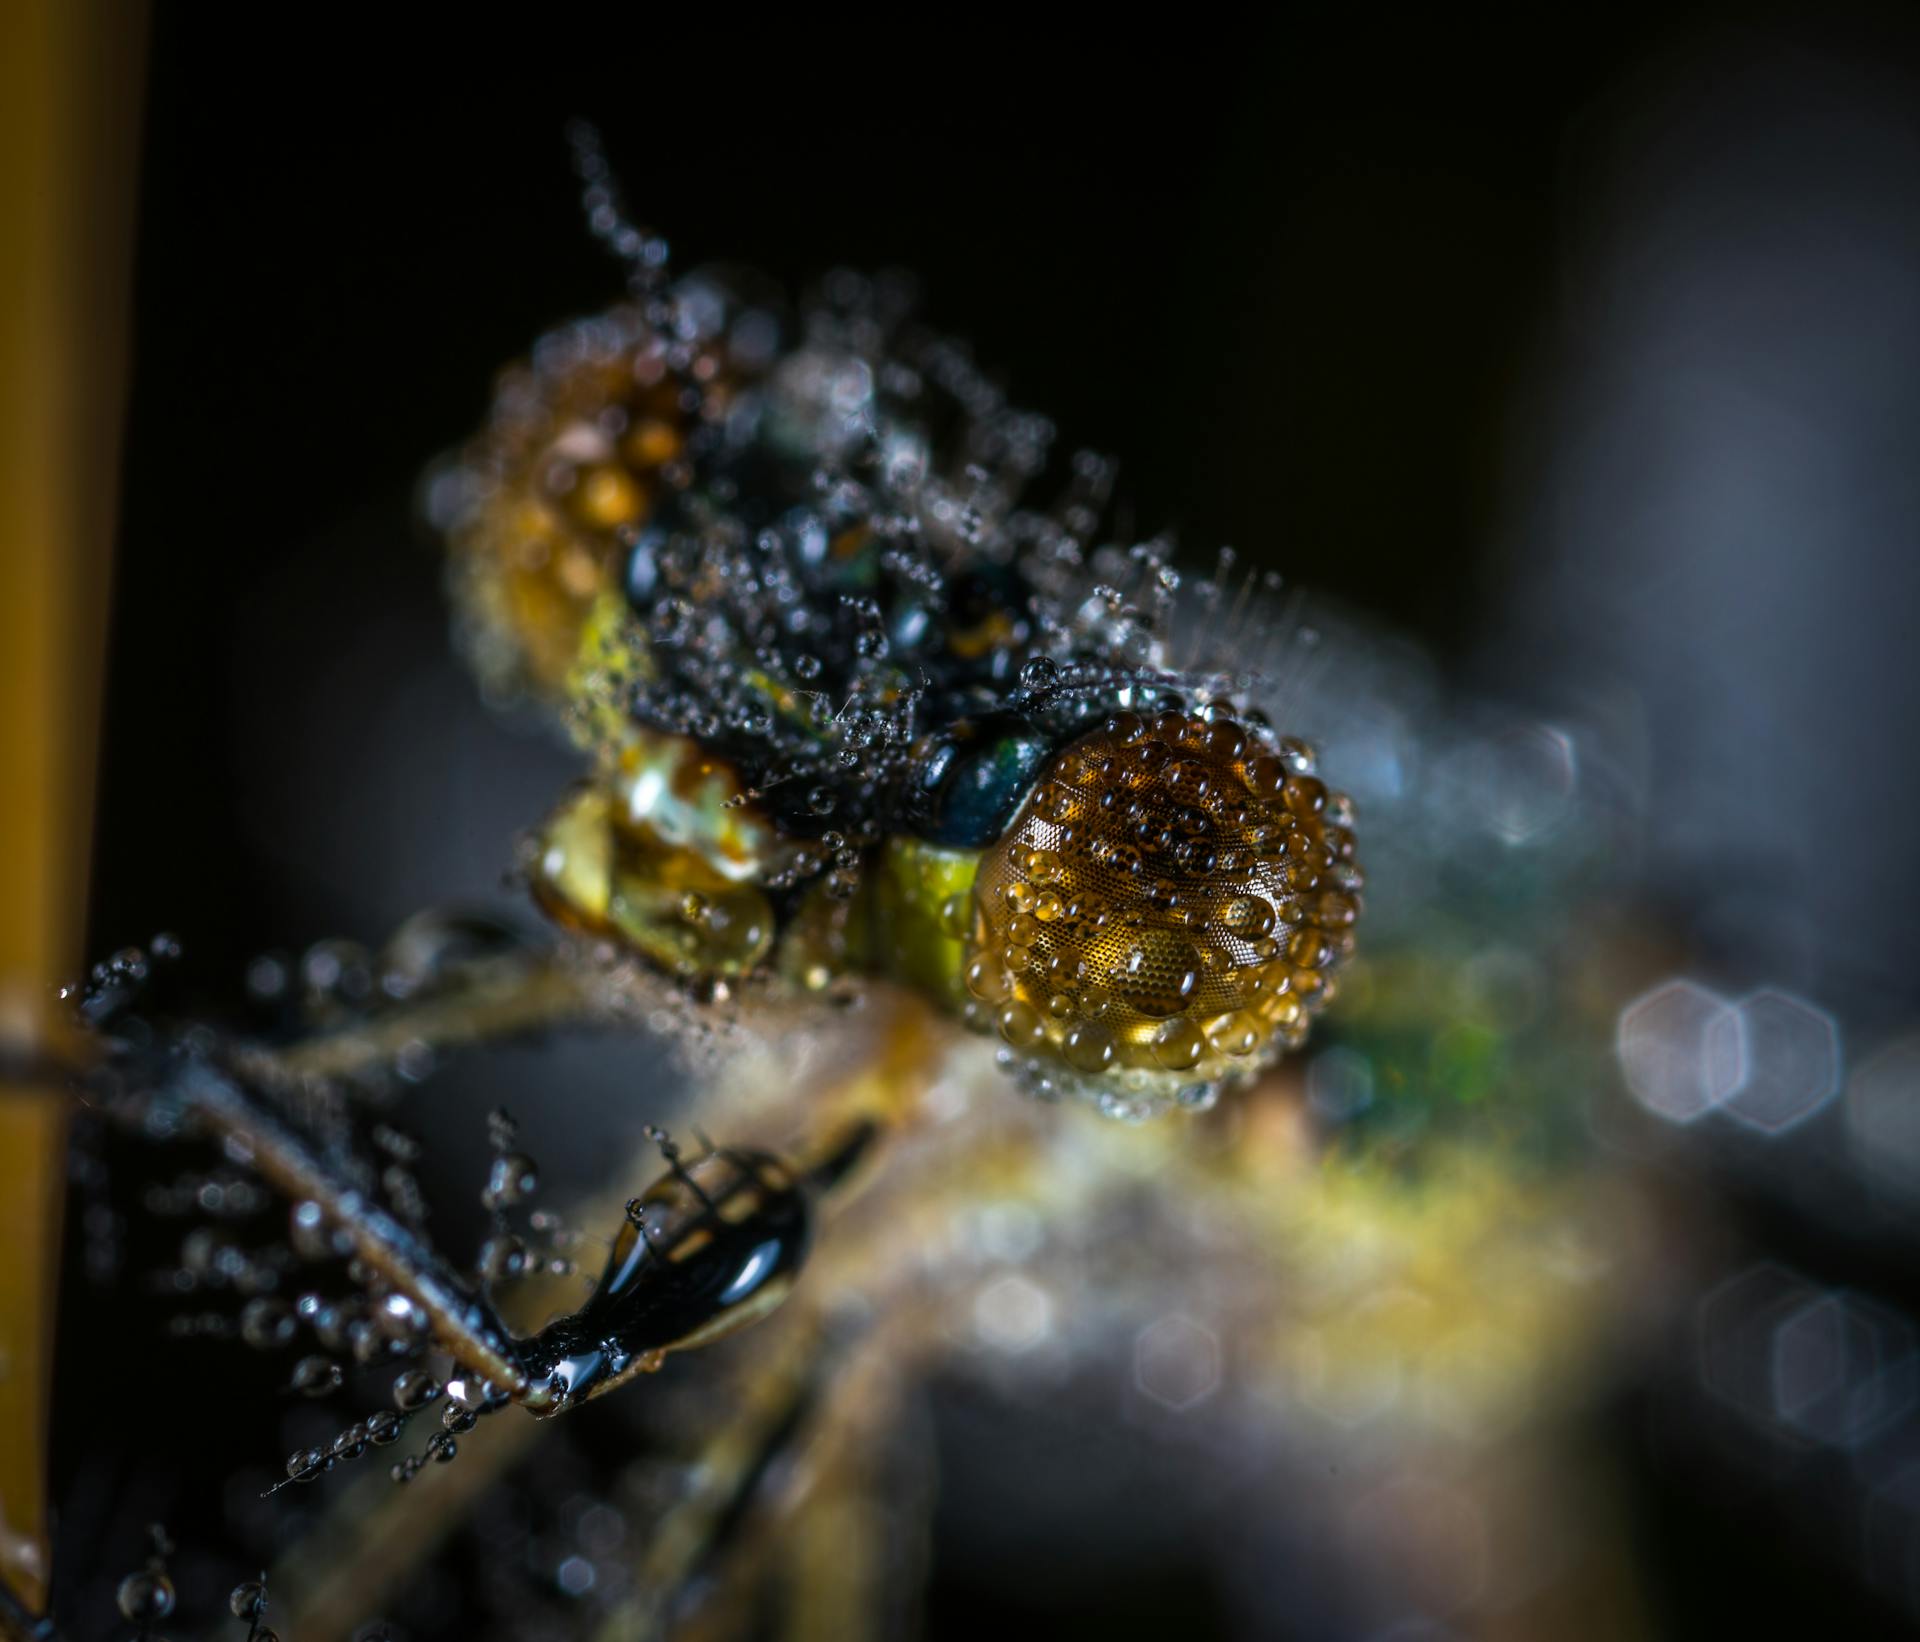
[177,1059,532,1399]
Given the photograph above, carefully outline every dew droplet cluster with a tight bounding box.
[434,207,1360,1107]
[964,708,1362,1115]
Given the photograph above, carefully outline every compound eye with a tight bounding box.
[962,710,1361,1115]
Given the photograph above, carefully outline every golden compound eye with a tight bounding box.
[963,712,1361,1116]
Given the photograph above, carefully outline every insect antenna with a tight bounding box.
[564,119,670,300]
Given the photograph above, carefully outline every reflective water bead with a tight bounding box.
[480,1234,530,1283]
[1282,774,1326,815]
[1309,891,1358,928]
[1209,1015,1264,1057]
[393,1368,443,1411]
[117,1571,175,1625]
[1287,929,1334,969]
[240,1297,295,1351]
[1244,754,1286,798]
[291,1355,342,1397]
[1151,1018,1206,1072]
[964,958,1012,1002]
[286,1445,327,1481]
[1203,720,1247,761]
[1109,932,1202,1018]
[1279,736,1317,773]
[996,1001,1046,1048]
[483,1152,539,1209]
[1222,896,1276,939]
[1063,1021,1116,1074]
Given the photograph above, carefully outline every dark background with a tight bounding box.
[89,8,1673,975]
[67,7,1920,1639]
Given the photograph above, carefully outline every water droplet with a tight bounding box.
[997,1001,1046,1048]
[117,1571,175,1625]
[1109,932,1201,1018]
[964,958,1012,1003]
[1064,1021,1115,1073]
[291,1355,342,1397]
[286,1445,328,1481]
[1222,896,1275,939]
[393,1368,442,1411]
[479,1234,529,1284]
[1152,1018,1206,1071]
[483,1152,539,1209]
[1245,755,1285,798]
[240,1297,295,1351]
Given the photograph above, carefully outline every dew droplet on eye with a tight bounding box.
[1209,1013,1264,1057]
[1063,1020,1115,1073]
[1108,931,1202,1018]
[1309,891,1359,928]
[1203,719,1246,761]
[1244,755,1286,798]
[965,958,1012,1003]
[996,1001,1045,1048]
[1287,929,1334,970]
[1222,896,1275,939]
[1151,1017,1206,1071]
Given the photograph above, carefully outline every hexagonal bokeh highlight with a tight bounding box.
[1470,721,1578,846]
[1771,1289,1918,1448]
[1849,1035,1920,1199]
[972,1275,1053,1353]
[1697,1261,1819,1423]
[1133,1312,1221,1412]
[1618,978,1744,1124]
[1722,988,1842,1136]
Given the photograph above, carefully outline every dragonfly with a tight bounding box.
[15,125,1666,1642]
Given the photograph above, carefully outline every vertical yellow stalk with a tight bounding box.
[0,1,146,1612]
